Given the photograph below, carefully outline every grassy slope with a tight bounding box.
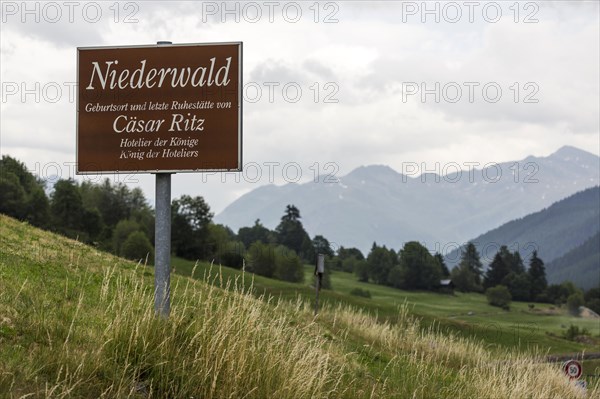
[172,257,600,355]
[0,215,598,398]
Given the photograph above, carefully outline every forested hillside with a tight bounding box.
[546,232,600,290]
[445,186,600,270]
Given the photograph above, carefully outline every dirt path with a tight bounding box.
[546,352,600,363]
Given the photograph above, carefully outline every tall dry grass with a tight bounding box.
[95,264,365,398]
[1,261,376,398]
[318,303,598,398]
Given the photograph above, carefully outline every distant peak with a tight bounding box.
[551,145,598,160]
[347,164,400,178]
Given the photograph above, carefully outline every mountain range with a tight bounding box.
[215,146,600,255]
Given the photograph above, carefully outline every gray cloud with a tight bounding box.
[1,1,598,214]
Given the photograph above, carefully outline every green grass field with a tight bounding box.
[1,215,599,398]
[174,256,600,388]
[171,256,600,355]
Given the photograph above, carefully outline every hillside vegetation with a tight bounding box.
[445,186,600,270]
[0,215,597,398]
[546,231,600,289]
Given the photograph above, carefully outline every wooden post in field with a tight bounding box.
[314,253,325,315]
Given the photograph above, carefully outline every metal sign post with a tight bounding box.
[314,253,325,315]
[154,171,171,316]
[154,41,173,317]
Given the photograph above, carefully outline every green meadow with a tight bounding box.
[1,215,598,398]
[172,256,600,356]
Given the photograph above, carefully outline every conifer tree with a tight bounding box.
[484,246,512,289]
[528,250,548,300]
[460,242,483,285]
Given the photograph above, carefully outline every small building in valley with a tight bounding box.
[438,279,455,295]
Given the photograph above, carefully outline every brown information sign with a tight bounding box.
[77,42,242,174]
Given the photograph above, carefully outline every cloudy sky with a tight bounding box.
[1,1,599,214]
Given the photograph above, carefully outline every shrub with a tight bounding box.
[584,287,600,314]
[274,246,304,283]
[451,264,481,293]
[586,298,600,315]
[247,244,305,283]
[341,256,362,274]
[215,241,245,269]
[486,285,512,309]
[221,251,245,269]
[113,219,141,255]
[534,292,550,303]
[563,324,590,341]
[354,259,369,282]
[247,242,276,278]
[349,288,371,298]
[121,231,154,264]
[566,292,584,316]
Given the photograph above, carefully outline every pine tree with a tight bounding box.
[505,272,531,301]
[275,205,312,261]
[500,250,530,301]
[435,252,450,278]
[484,246,511,289]
[528,250,548,301]
[460,242,483,285]
[508,251,526,274]
[282,205,300,222]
